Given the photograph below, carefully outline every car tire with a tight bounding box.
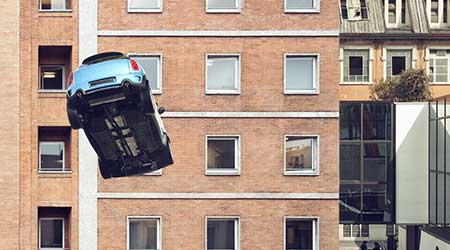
[98,158,112,179]
[153,141,174,170]
[67,104,82,129]
[139,81,155,115]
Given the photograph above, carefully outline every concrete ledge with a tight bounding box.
[161,111,339,118]
[98,30,340,37]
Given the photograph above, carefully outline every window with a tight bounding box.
[130,55,162,93]
[285,136,319,175]
[206,0,241,12]
[385,49,413,77]
[340,0,368,20]
[40,65,65,90]
[206,136,240,175]
[343,224,370,237]
[206,55,240,94]
[340,102,394,224]
[128,217,161,250]
[343,49,371,83]
[39,218,64,249]
[429,49,450,83]
[384,0,408,27]
[386,224,398,236]
[285,218,317,250]
[40,0,71,11]
[284,55,319,94]
[206,217,239,250]
[128,0,162,12]
[39,142,66,172]
[426,0,449,27]
[285,0,320,12]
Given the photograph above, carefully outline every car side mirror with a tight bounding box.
[158,107,165,114]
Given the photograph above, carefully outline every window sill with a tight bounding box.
[284,90,319,95]
[38,10,73,17]
[284,9,320,14]
[38,170,73,178]
[206,169,240,176]
[128,9,163,13]
[206,9,241,14]
[430,82,450,85]
[340,82,372,85]
[284,171,319,176]
[206,90,241,95]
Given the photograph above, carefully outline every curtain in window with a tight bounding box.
[207,56,238,91]
[285,56,315,91]
[129,220,158,250]
[40,219,63,248]
[207,219,235,250]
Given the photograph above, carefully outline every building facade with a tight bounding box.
[338,0,450,249]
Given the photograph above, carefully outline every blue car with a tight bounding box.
[67,52,173,179]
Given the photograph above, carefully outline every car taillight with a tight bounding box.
[67,72,74,87]
[130,59,140,72]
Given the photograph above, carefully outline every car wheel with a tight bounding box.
[67,104,82,129]
[154,142,174,169]
[98,158,112,179]
[139,82,155,114]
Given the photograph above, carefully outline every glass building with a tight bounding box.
[339,102,395,224]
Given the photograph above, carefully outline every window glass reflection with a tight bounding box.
[340,103,361,140]
[340,184,362,222]
[340,143,361,181]
[363,103,391,140]
[363,143,389,183]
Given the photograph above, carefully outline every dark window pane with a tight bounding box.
[286,136,314,171]
[340,184,362,222]
[40,142,64,171]
[285,220,313,250]
[363,143,389,183]
[340,143,361,181]
[207,219,235,250]
[207,139,236,169]
[362,184,389,222]
[430,172,437,224]
[349,56,363,76]
[438,173,445,224]
[41,0,70,10]
[363,103,391,140]
[40,219,63,248]
[340,103,361,140]
[392,56,406,75]
[361,224,369,237]
[129,219,158,249]
[40,66,64,90]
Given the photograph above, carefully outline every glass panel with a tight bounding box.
[352,224,361,237]
[132,56,160,91]
[363,143,389,183]
[208,0,238,9]
[129,219,158,250]
[40,219,63,248]
[363,103,391,140]
[40,142,64,170]
[361,224,369,237]
[362,184,389,222]
[285,56,315,91]
[207,56,238,91]
[387,50,412,77]
[207,219,236,250]
[340,103,361,140]
[207,138,236,169]
[438,119,445,172]
[40,66,64,90]
[285,220,313,250]
[435,58,448,82]
[41,0,68,10]
[286,0,315,9]
[349,56,363,76]
[129,0,160,9]
[430,120,437,171]
[431,0,439,23]
[344,50,370,82]
[438,173,445,224]
[285,136,315,172]
[343,224,351,237]
[388,0,396,23]
[430,59,435,82]
[340,184,362,222]
[430,172,437,224]
[392,56,406,75]
[340,143,361,181]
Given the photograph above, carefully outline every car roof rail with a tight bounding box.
[82,52,125,65]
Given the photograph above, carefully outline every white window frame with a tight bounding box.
[127,0,163,13]
[39,217,65,250]
[39,65,66,92]
[128,53,163,94]
[39,141,68,173]
[205,216,240,250]
[284,54,320,95]
[339,46,374,84]
[284,135,319,176]
[127,216,162,250]
[206,0,241,13]
[384,0,408,28]
[205,135,241,176]
[205,54,241,95]
[426,0,450,28]
[426,47,450,84]
[39,0,72,11]
[382,46,417,80]
[342,224,370,239]
[284,216,319,250]
[284,0,320,13]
